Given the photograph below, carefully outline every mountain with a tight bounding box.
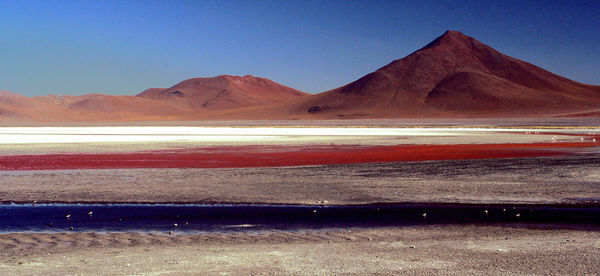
[0,90,31,121]
[137,75,308,110]
[0,75,308,122]
[0,90,27,99]
[284,30,600,118]
[0,92,194,123]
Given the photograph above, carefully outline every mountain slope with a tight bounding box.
[0,90,31,122]
[137,75,308,110]
[286,30,600,117]
[0,75,308,122]
[0,91,194,123]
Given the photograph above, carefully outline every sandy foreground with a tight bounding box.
[1,226,599,275]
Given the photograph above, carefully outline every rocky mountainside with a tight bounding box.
[137,75,308,110]
[287,30,600,117]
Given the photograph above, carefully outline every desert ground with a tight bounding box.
[1,226,599,275]
[0,119,599,275]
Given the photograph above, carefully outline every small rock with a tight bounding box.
[409,245,416,249]
[307,105,330,114]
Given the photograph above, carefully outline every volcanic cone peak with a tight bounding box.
[420,30,476,51]
[298,30,600,116]
[137,75,308,110]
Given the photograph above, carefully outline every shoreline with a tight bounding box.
[2,201,600,207]
[2,225,599,274]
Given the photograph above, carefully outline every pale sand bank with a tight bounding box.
[1,226,598,275]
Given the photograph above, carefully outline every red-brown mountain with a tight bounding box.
[0,92,192,123]
[137,75,308,110]
[285,30,600,117]
[0,75,308,122]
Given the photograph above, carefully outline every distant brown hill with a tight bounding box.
[0,91,31,121]
[0,75,308,122]
[0,90,26,99]
[137,75,308,110]
[0,92,193,122]
[281,30,600,118]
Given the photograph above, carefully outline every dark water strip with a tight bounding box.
[0,203,598,233]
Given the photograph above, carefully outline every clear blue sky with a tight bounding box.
[1,0,598,96]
